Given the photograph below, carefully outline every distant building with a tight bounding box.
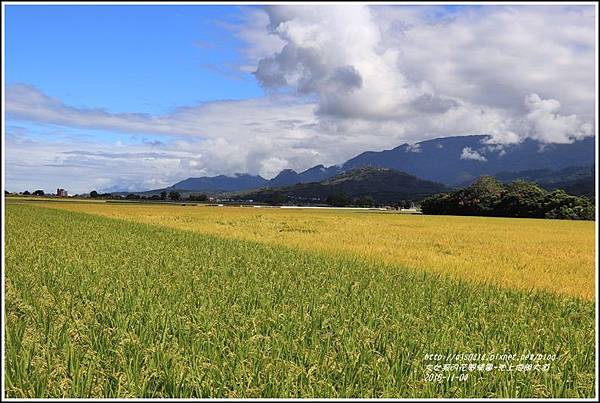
[56,188,68,197]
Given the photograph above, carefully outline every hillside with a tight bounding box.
[233,167,449,205]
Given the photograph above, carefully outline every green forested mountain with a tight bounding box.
[233,167,449,205]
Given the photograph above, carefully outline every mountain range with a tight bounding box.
[489,165,595,197]
[170,174,268,193]
[134,134,595,195]
[230,166,450,205]
[342,135,595,185]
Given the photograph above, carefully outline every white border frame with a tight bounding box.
[1,1,598,401]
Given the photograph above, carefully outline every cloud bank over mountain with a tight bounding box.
[5,5,596,193]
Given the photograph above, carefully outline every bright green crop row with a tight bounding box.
[4,204,596,398]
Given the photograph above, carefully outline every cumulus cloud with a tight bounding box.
[254,5,425,121]
[387,5,595,116]
[247,4,595,144]
[460,147,487,162]
[524,93,593,143]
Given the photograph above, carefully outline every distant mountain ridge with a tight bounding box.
[171,173,268,193]
[341,135,595,185]
[232,166,450,204]
[267,165,341,188]
[137,134,595,195]
[490,165,595,197]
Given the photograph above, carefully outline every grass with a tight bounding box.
[13,198,596,300]
[4,204,596,398]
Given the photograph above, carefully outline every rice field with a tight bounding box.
[4,201,597,398]
[16,199,596,300]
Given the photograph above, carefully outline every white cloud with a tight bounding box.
[6,84,314,139]
[247,5,595,144]
[524,93,592,144]
[254,5,427,121]
[388,5,595,117]
[230,8,286,73]
[406,143,421,153]
[460,147,487,162]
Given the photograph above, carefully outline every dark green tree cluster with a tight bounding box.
[124,191,181,201]
[187,193,208,202]
[90,190,115,199]
[88,190,209,202]
[326,193,351,207]
[327,193,378,207]
[421,176,594,220]
[268,193,288,206]
[354,195,376,207]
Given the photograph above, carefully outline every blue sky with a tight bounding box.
[4,4,595,194]
[6,5,264,114]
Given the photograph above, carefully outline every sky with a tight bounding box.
[4,3,597,194]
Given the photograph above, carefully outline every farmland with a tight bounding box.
[4,201,597,398]
[13,198,596,300]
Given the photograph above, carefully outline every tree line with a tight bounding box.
[262,192,415,208]
[89,190,209,202]
[420,176,595,220]
[6,190,47,196]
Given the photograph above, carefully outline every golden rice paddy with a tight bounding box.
[13,199,595,300]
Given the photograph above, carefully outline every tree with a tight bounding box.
[168,191,180,201]
[543,189,595,220]
[400,200,413,209]
[355,195,375,207]
[5,190,11,195]
[326,193,350,207]
[268,193,287,206]
[33,190,45,196]
[90,190,99,198]
[421,177,594,220]
[460,176,504,215]
[160,191,167,200]
[188,193,208,202]
[421,192,452,215]
[22,190,31,195]
[494,180,545,218]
